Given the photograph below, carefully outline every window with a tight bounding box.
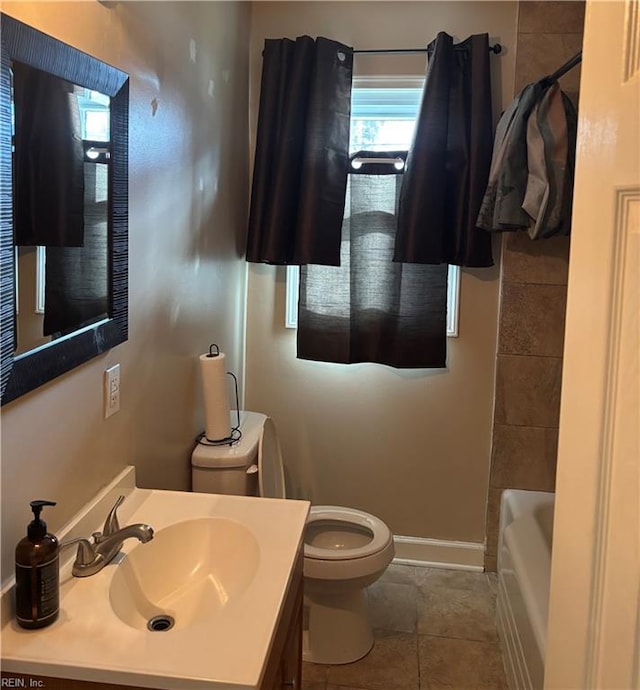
[350,82,423,153]
[286,79,460,337]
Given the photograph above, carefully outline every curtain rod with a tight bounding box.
[542,50,582,85]
[352,44,502,56]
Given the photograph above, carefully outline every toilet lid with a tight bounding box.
[258,417,287,499]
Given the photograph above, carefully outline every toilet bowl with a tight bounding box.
[192,411,394,664]
[302,505,394,663]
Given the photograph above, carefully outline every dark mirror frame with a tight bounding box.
[1,14,129,404]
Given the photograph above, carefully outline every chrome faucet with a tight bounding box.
[64,495,154,578]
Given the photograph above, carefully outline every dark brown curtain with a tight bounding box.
[298,153,447,368]
[43,162,108,336]
[12,61,85,247]
[245,36,353,266]
[394,32,493,267]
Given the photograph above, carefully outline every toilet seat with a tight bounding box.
[257,417,287,500]
[304,506,392,561]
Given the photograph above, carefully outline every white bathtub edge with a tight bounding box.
[497,489,555,690]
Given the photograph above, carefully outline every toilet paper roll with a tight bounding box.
[199,352,231,441]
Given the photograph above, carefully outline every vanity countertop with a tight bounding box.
[0,468,310,689]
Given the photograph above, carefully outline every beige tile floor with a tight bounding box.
[302,564,507,690]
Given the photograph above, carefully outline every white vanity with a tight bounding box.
[0,467,309,690]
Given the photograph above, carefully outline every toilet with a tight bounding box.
[191,411,395,665]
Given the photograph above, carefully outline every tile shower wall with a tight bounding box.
[485,1,585,572]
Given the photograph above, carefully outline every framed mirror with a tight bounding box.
[1,14,129,404]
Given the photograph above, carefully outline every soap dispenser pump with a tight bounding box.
[15,500,60,629]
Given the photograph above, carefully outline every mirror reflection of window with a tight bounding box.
[12,66,111,356]
[77,89,110,142]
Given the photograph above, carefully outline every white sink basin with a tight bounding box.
[110,517,260,631]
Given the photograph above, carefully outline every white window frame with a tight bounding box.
[286,264,460,337]
[14,245,47,315]
[35,246,46,314]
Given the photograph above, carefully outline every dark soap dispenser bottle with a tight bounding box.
[15,500,60,629]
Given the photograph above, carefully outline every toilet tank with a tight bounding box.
[191,411,266,496]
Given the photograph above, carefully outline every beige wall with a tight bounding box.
[15,248,48,355]
[484,0,585,572]
[1,2,250,585]
[245,2,518,544]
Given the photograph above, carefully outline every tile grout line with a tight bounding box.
[496,352,564,360]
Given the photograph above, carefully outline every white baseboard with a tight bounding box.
[393,535,485,571]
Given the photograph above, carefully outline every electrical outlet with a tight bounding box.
[104,364,120,418]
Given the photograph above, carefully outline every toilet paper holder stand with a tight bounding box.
[198,343,241,447]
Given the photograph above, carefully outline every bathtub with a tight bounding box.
[496,489,555,690]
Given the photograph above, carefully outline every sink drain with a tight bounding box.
[147,615,175,632]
